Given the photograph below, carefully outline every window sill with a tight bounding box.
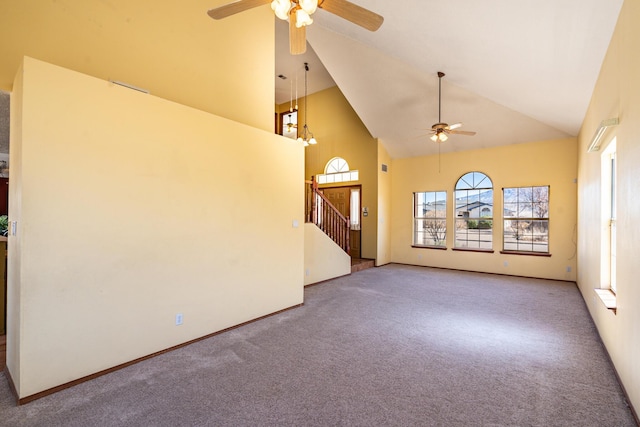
[451,248,495,254]
[594,289,617,314]
[500,250,552,257]
[412,245,447,250]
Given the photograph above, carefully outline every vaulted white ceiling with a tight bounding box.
[275,0,623,158]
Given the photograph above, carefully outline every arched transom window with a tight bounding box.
[317,157,359,184]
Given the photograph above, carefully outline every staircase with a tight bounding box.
[306,177,350,254]
[306,177,374,273]
[351,258,375,273]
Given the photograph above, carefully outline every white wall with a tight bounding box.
[8,57,304,399]
[577,0,640,413]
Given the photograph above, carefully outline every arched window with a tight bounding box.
[316,157,359,184]
[325,157,349,174]
[454,171,493,250]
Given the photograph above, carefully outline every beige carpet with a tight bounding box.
[0,264,636,426]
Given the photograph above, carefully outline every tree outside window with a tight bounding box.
[454,172,493,250]
[503,186,549,253]
[414,191,447,247]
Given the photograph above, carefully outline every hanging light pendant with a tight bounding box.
[297,62,318,147]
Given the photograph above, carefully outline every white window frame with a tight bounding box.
[502,186,550,254]
[454,172,493,251]
[317,157,359,184]
[601,139,617,294]
[413,191,447,248]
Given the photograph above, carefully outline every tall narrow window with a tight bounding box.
[413,191,447,247]
[350,188,361,231]
[454,172,493,250]
[601,139,617,293]
[610,151,616,293]
[502,186,550,253]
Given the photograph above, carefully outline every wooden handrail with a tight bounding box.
[306,176,350,254]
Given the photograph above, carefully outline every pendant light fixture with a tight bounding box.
[297,62,317,146]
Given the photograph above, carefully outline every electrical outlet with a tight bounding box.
[503,261,508,267]
[566,266,572,273]
[175,313,183,326]
[305,268,310,277]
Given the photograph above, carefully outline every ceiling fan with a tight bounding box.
[207,0,384,55]
[430,72,476,143]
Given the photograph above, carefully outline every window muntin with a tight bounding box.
[326,157,349,174]
[414,191,447,247]
[316,157,359,184]
[454,172,493,250]
[503,186,549,253]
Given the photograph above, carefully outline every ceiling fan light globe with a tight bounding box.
[271,0,290,10]
[299,0,318,14]
[430,134,438,142]
[439,133,448,142]
[295,8,313,27]
[271,0,291,20]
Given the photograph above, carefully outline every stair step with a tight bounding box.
[351,258,375,273]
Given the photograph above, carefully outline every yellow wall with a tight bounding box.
[576,0,640,411]
[304,224,351,285]
[8,58,304,399]
[376,141,392,266]
[292,86,379,260]
[0,1,274,131]
[391,138,578,280]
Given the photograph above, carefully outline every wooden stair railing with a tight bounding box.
[305,177,350,254]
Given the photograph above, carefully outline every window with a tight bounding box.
[503,186,549,253]
[601,139,617,293]
[414,191,447,247]
[454,172,493,250]
[350,188,361,231]
[316,157,359,184]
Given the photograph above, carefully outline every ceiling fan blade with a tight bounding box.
[289,10,307,55]
[448,123,462,130]
[319,0,384,31]
[449,130,477,136]
[207,0,271,20]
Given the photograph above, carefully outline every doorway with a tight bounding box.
[319,185,361,258]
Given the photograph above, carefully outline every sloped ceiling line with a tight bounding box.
[275,0,623,159]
